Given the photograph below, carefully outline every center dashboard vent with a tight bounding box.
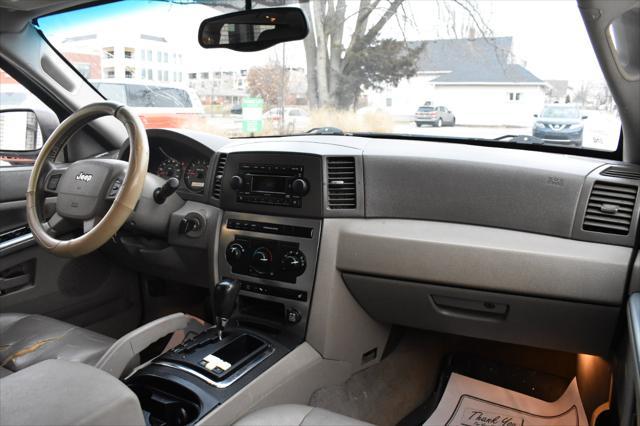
[582,181,637,235]
[212,153,227,200]
[327,157,357,209]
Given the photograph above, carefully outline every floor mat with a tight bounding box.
[309,331,446,426]
[424,373,588,426]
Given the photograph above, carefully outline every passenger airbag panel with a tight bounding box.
[337,219,630,305]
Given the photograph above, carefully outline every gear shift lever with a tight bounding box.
[213,279,241,340]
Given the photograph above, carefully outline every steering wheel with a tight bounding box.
[26,102,149,257]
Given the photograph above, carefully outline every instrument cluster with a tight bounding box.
[151,145,211,194]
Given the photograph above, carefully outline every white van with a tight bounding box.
[91,80,204,128]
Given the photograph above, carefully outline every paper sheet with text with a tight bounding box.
[424,373,588,426]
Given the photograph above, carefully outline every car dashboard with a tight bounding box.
[108,127,639,357]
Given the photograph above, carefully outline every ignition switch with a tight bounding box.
[179,212,205,237]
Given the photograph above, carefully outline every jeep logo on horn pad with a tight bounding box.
[75,172,93,182]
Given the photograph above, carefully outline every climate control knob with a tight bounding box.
[251,247,273,274]
[225,242,247,266]
[291,178,309,196]
[281,250,306,276]
[230,175,244,190]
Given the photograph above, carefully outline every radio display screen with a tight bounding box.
[251,175,287,193]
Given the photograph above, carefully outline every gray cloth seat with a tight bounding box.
[0,313,114,373]
[234,404,373,426]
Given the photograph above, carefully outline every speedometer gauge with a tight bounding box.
[184,159,209,192]
[156,158,183,179]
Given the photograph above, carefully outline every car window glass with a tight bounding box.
[38,0,621,153]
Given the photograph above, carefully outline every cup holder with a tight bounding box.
[129,376,201,426]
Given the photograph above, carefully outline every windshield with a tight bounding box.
[540,106,581,119]
[37,0,620,151]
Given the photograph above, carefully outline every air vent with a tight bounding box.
[601,166,640,180]
[212,153,227,200]
[583,181,637,235]
[327,157,357,209]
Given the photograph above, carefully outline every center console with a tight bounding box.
[218,152,324,346]
[125,151,325,425]
[126,327,289,425]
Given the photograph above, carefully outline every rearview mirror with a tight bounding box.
[198,7,308,52]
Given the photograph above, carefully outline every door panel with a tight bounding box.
[0,167,31,202]
[0,244,140,337]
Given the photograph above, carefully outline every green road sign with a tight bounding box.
[242,97,264,133]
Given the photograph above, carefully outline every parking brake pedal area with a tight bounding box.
[424,373,588,426]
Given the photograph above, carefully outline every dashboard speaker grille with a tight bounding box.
[327,157,357,209]
[601,166,640,180]
[583,181,637,235]
[212,153,227,199]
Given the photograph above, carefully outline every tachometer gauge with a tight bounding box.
[184,159,209,192]
[156,158,183,179]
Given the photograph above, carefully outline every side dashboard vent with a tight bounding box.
[601,166,640,180]
[327,157,357,209]
[212,153,227,200]
[583,181,637,235]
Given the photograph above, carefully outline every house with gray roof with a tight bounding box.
[367,36,548,126]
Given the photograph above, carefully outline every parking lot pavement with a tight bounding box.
[393,113,620,153]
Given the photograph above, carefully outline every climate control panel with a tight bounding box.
[226,237,306,283]
[218,212,321,344]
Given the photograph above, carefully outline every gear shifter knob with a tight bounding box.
[213,279,241,340]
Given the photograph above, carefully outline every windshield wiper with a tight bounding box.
[306,127,345,135]
[493,134,543,144]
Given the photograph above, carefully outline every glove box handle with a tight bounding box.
[431,294,509,322]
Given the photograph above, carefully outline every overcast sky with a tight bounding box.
[40,0,608,85]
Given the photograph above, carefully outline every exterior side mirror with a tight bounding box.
[0,110,42,152]
[582,115,588,119]
[533,114,538,117]
[0,108,59,166]
[198,7,309,52]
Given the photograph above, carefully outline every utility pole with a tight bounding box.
[280,42,286,134]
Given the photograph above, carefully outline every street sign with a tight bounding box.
[242,97,264,133]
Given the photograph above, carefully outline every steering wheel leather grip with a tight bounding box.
[26,102,149,257]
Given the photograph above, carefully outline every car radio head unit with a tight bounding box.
[230,163,309,208]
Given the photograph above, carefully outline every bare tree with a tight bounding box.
[300,0,493,110]
[246,62,290,108]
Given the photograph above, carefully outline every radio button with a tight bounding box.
[291,178,309,196]
[230,175,244,190]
